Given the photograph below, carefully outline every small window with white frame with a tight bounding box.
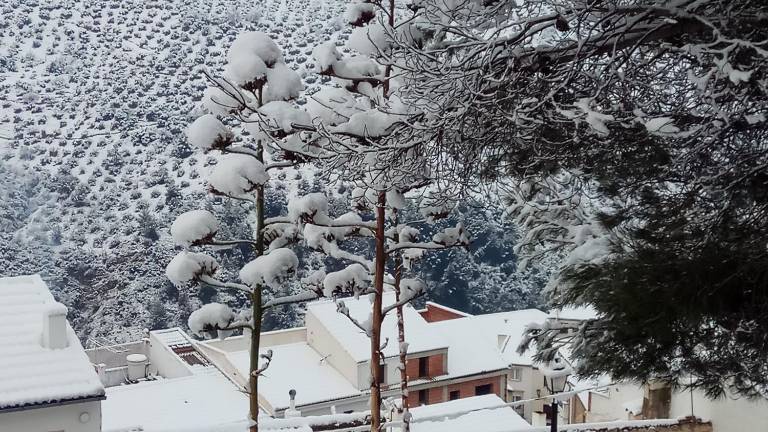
[510,390,525,416]
[510,366,523,381]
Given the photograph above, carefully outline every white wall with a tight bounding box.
[147,333,193,379]
[305,311,359,389]
[584,383,641,423]
[507,365,546,422]
[284,395,370,418]
[670,389,768,432]
[0,400,101,432]
[203,328,307,354]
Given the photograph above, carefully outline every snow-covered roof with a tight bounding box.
[0,275,104,410]
[410,394,533,432]
[102,371,249,432]
[227,342,361,410]
[423,318,509,379]
[430,308,549,367]
[306,292,448,362]
[152,394,530,432]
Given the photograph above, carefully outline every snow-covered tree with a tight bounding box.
[267,186,468,430]
[168,32,324,432]
[387,0,768,398]
[197,3,474,428]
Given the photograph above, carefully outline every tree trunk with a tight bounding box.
[393,245,410,431]
[249,141,266,432]
[250,288,262,432]
[370,191,386,431]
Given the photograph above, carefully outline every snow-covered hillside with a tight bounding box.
[0,0,543,343]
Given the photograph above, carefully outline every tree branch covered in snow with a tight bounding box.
[380,0,768,398]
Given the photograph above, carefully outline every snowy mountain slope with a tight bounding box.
[0,0,543,343]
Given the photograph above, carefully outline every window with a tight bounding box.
[449,390,460,400]
[475,383,493,396]
[418,356,429,378]
[510,366,522,381]
[510,391,525,416]
[418,389,428,405]
[378,363,386,385]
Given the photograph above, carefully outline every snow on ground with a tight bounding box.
[102,372,249,432]
[410,394,533,432]
[158,394,533,432]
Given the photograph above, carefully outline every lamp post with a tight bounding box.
[543,356,571,432]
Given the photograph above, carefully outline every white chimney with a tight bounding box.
[42,302,69,350]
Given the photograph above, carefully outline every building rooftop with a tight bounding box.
[429,308,549,367]
[102,371,249,432]
[410,394,533,432]
[306,292,448,363]
[136,394,532,432]
[0,275,104,411]
[227,342,362,410]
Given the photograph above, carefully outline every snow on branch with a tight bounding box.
[186,114,233,151]
[226,31,282,92]
[253,349,274,377]
[386,222,470,254]
[258,101,312,136]
[188,303,240,339]
[336,298,374,337]
[166,252,219,286]
[201,79,243,117]
[323,263,371,298]
[239,248,299,290]
[383,278,425,316]
[288,192,332,225]
[198,275,253,293]
[171,210,220,247]
[344,2,376,27]
[262,290,321,309]
[208,154,270,199]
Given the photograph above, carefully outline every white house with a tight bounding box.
[0,275,105,432]
[85,324,530,432]
[550,308,768,432]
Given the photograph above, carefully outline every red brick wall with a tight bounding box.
[405,353,446,380]
[446,376,502,401]
[407,375,505,408]
[408,386,444,407]
[428,353,445,376]
[405,357,418,379]
[420,304,467,322]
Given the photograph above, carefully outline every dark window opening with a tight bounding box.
[418,357,429,378]
[475,384,493,396]
[449,390,460,400]
[418,389,428,405]
[378,363,386,384]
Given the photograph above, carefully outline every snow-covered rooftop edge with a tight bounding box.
[0,275,105,411]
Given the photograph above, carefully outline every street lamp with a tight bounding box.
[542,356,571,432]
